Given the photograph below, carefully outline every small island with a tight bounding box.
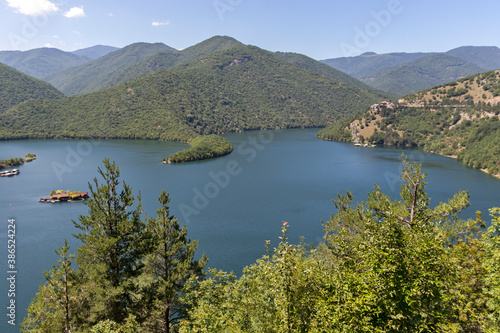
[0,153,37,170]
[164,135,233,164]
[39,190,89,203]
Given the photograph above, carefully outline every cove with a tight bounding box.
[0,128,499,332]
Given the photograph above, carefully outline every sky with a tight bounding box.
[0,0,499,60]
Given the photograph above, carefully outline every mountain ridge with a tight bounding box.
[0,44,383,142]
[0,48,91,79]
[45,42,177,96]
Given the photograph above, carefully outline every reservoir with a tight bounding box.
[1,128,499,332]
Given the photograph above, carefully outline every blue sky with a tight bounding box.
[0,0,499,60]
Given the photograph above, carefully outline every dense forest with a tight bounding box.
[0,63,64,113]
[21,158,500,332]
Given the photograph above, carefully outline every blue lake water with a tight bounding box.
[1,128,499,332]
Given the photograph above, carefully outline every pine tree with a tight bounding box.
[137,190,207,332]
[21,239,82,332]
[73,158,147,326]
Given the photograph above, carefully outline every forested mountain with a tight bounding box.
[0,44,382,141]
[446,46,500,71]
[359,54,485,96]
[0,63,64,113]
[319,70,500,176]
[71,45,119,59]
[275,51,386,97]
[320,51,433,78]
[45,42,177,96]
[100,36,243,91]
[0,48,91,79]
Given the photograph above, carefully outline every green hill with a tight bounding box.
[319,70,500,176]
[0,63,64,113]
[0,44,381,142]
[101,36,243,90]
[0,48,91,79]
[359,54,485,96]
[45,42,177,96]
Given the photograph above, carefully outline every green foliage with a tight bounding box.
[73,158,147,326]
[316,117,354,142]
[21,240,84,332]
[167,135,233,163]
[24,159,207,332]
[178,159,494,331]
[483,208,500,331]
[0,62,64,114]
[428,115,500,175]
[136,190,207,332]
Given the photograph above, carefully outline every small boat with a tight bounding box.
[0,169,20,177]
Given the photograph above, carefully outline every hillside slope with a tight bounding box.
[0,63,64,113]
[319,70,500,176]
[0,48,91,79]
[275,52,387,97]
[359,54,485,96]
[101,36,243,90]
[45,42,177,96]
[0,45,382,141]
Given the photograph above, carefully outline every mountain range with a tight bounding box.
[321,46,500,96]
[0,42,383,145]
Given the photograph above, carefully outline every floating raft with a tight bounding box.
[39,192,89,203]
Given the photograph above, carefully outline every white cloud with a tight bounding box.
[6,0,58,16]
[44,43,55,48]
[152,20,170,27]
[64,6,85,18]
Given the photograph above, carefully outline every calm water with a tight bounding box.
[1,128,499,332]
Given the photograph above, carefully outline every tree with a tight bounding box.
[321,157,471,331]
[136,190,207,332]
[21,240,82,332]
[73,158,147,326]
[483,207,500,331]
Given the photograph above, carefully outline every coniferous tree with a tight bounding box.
[21,240,82,332]
[73,158,147,326]
[137,190,207,332]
